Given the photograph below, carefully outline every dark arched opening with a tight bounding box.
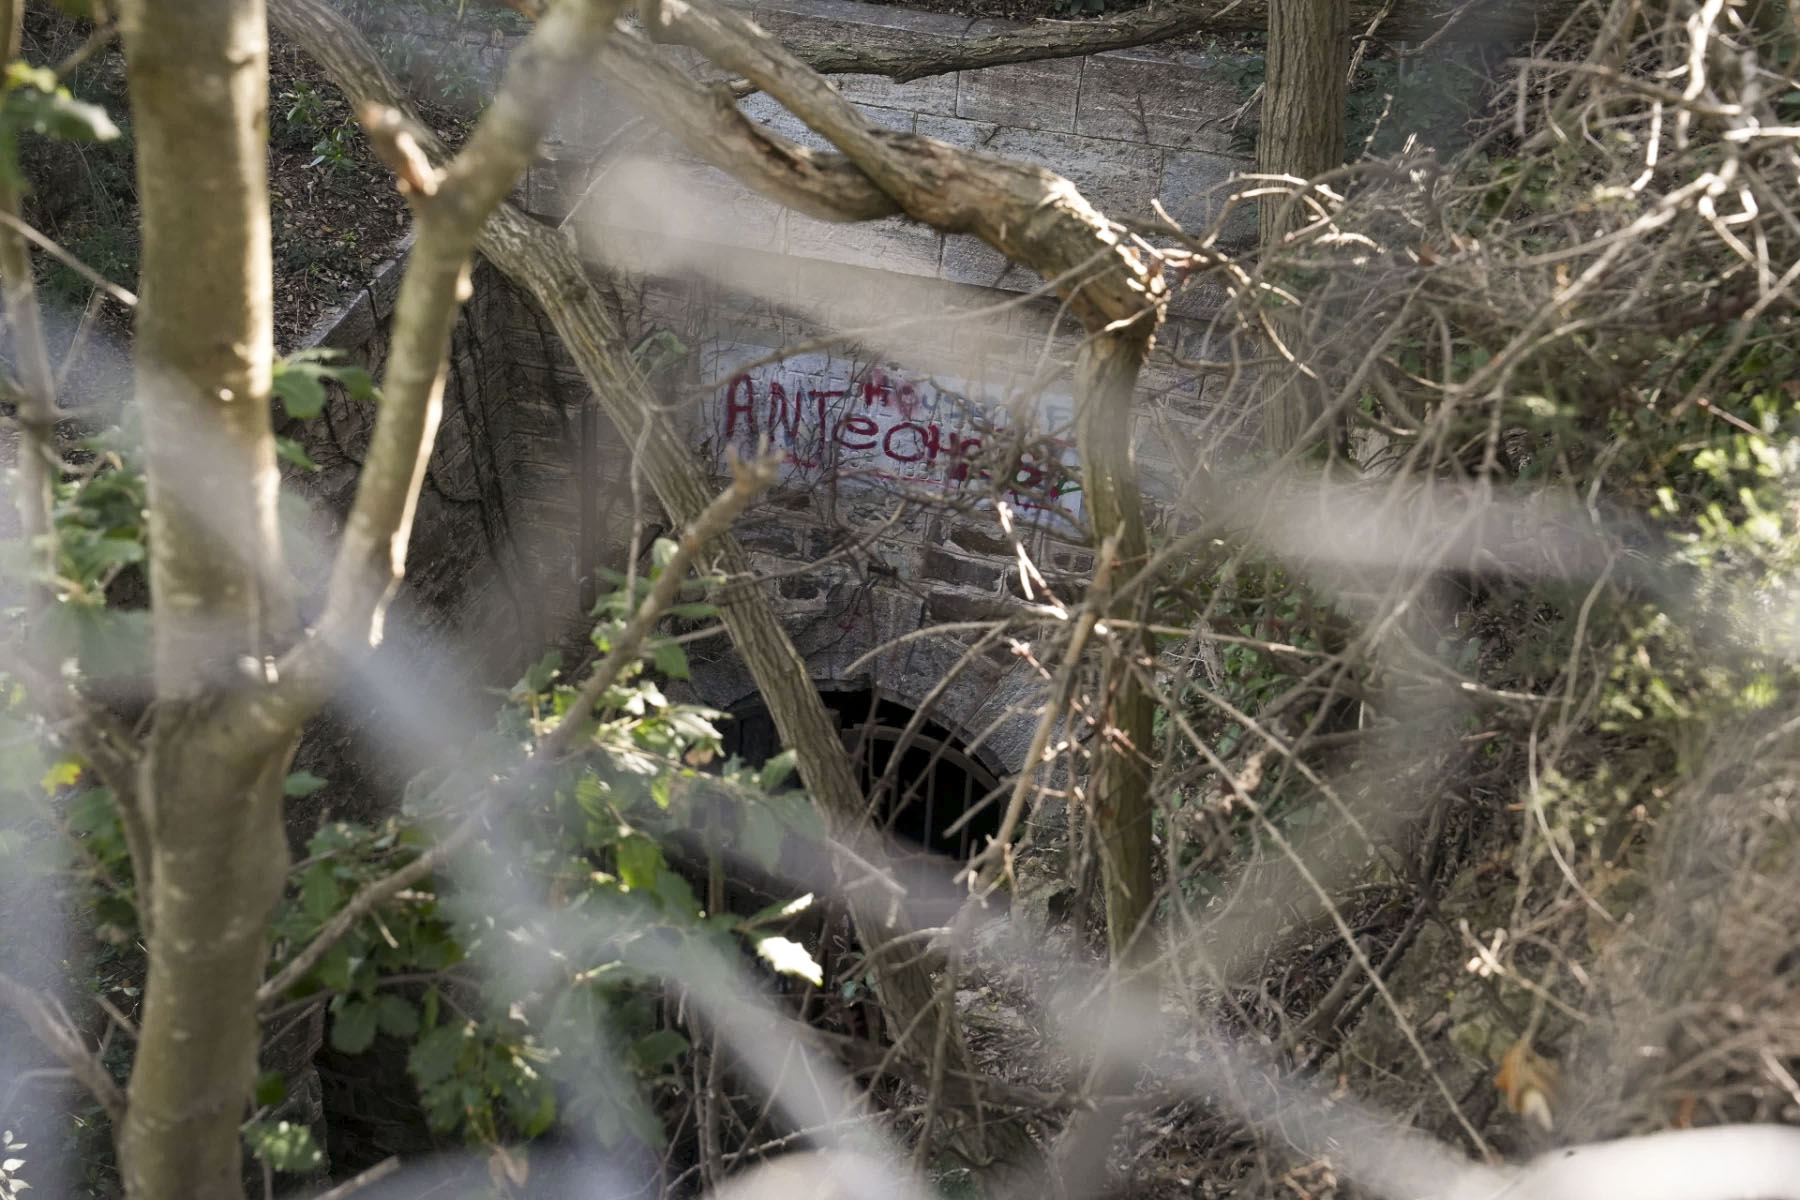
[719,687,1004,867]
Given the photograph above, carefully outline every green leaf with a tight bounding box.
[88,535,145,566]
[67,789,120,838]
[253,1070,289,1109]
[615,835,661,894]
[243,1121,324,1174]
[3,84,119,143]
[409,1021,469,1087]
[752,935,822,986]
[517,651,562,695]
[332,364,378,402]
[284,770,328,798]
[272,366,328,420]
[275,436,320,471]
[654,867,701,918]
[375,994,419,1038]
[666,602,717,620]
[651,638,689,680]
[299,862,340,923]
[627,1029,690,1074]
[313,944,355,993]
[331,1000,379,1054]
[757,749,798,792]
[518,1089,557,1138]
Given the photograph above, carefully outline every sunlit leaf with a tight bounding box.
[243,1121,323,1174]
[752,935,822,986]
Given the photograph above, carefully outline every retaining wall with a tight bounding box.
[300,0,1256,782]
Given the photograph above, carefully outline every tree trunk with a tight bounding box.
[1257,0,1348,454]
[115,2,297,1197]
[1074,337,1157,962]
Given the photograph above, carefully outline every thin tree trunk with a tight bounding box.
[116,2,297,1197]
[1074,336,1157,962]
[1257,0,1348,454]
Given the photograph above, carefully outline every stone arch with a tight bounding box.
[682,579,1044,784]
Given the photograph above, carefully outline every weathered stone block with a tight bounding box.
[1075,50,1246,153]
[938,234,1037,294]
[925,588,1011,625]
[1158,149,1255,244]
[837,71,960,119]
[785,211,943,279]
[949,523,1012,556]
[923,546,1003,591]
[955,33,1082,132]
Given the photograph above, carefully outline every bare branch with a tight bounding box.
[598,31,897,221]
[0,211,137,308]
[775,0,1579,84]
[645,0,1164,333]
[0,2,66,580]
[263,0,633,726]
[304,1156,401,1200]
[0,970,127,1127]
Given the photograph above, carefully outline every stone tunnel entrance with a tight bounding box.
[720,687,1004,869]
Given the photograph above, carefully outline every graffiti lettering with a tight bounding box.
[712,359,1082,517]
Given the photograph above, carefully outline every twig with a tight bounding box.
[305,1156,401,1199]
[259,0,636,741]
[0,210,136,307]
[960,532,1120,891]
[257,811,485,1007]
[536,451,778,761]
[0,971,126,1127]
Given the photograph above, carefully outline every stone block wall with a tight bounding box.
[281,250,552,829]
[308,0,1257,777]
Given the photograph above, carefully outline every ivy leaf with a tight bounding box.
[751,934,822,987]
[654,867,701,919]
[331,1000,379,1054]
[742,893,813,929]
[2,83,119,143]
[39,759,81,794]
[615,836,662,894]
[739,806,786,874]
[517,651,562,695]
[299,862,340,923]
